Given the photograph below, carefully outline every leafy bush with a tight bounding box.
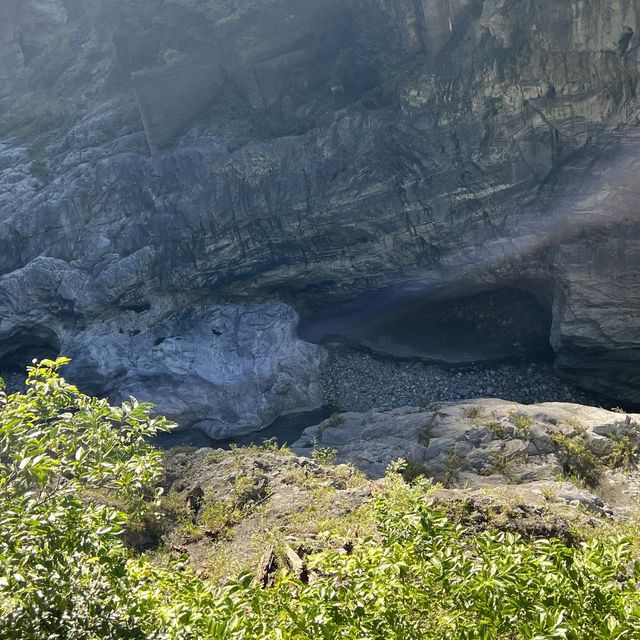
[215,474,640,639]
[0,358,174,638]
[487,420,506,437]
[2,360,640,639]
[553,427,603,488]
[386,457,428,482]
[311,447,338,464]
[606,434,640,471]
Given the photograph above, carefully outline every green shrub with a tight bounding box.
[387,457,428,483]
[311,447,338,464]
[214,476,640,639]
[509,411,534,435]
[553,428,602,488]
[3,360,640,639]
[0,358,174,638]
[443,450,462,487]
[606,434,639,471]
[199,500,240,539]
[487,420,506,437]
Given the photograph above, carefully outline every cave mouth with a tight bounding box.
[0,326,61,374]
[300,286,554,366]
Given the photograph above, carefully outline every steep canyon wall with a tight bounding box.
[0,0,640,433]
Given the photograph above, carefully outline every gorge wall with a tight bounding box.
[1,0,640,435]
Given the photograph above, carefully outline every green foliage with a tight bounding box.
[311,447,338,464]
[199,500,241,540]
[386,457,428,483]
[205,476,640,639]
[418,422,433,446]
[3,360,640,639]
[606,434,640,471]
[232,472,264,507]
[0,358,174,638]
[487,451,515,476]
[553,427,603,488]
[487,420,506,438]
[463,405,484,421]
[443,450,462,487]
[509,411,534,436]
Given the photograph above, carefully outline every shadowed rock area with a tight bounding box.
[1,0,640,433]
[301,286,554,364]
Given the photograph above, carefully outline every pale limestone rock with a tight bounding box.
[0,0,640,418]
[293,399,640,485]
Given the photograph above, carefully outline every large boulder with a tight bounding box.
[292,399,640,484]
[67,303,325,438]
[0,258,324,436]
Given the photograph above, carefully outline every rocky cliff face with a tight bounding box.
[1,0,640,433]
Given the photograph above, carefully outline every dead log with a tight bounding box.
[256,547,279,588]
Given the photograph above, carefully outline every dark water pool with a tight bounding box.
[152,405,334,451]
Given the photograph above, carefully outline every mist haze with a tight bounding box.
[1,0,640,431]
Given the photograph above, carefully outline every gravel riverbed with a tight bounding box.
[321,345,601,412]
[0,347,611,452]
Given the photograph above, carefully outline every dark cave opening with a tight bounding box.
[0,326,61,374]
[300,285,555,366]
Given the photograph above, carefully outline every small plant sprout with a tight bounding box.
[463,405,484,421]
[509,411,534,436]
[487,421,506,438]
[312,447,338,464]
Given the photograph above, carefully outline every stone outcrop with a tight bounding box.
[1,0,640,424]
[292,399,640,491]
[67,302,325,438]
[0,260,324,436]
[156,440,638,580]
[133,59,224,153]
[132,0,345,151]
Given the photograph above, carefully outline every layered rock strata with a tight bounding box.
[1,0,640,426]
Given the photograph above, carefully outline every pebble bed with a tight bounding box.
[321,346,600,412]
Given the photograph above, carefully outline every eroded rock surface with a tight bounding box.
[1,0,640,414]
[160,445,371,577]
[292,399,640,503]
[0,282,324,436]
[155,442,639,581]
[69,302,324,438]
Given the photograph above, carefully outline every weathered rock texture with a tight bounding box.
[66,302,324,438]
[157,440,639,580]
[0,273,324,437]
[292,399,640,496]
[1,0,640,425]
